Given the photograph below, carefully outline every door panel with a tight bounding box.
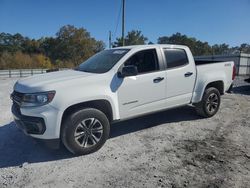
[165,66,195,106]
[164,48,196,106]
[117,71,166,119]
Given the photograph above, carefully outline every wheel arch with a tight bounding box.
[205,80,224,95]
[192,80,224,103]
[61,99,113,122]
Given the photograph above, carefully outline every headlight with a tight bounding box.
[21,91,56,107]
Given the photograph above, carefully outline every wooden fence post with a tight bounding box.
[20,69,22,77]
[9,70,11,78]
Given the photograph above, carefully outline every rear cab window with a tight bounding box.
[164,48,189,69]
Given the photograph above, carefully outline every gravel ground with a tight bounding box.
[0,77,250,188]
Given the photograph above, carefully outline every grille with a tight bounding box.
[12,102,21,116]
[11,91,24,106]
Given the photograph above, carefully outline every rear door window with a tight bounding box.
[164,49,189,69]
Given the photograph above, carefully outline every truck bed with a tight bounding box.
[192,60,234,103]
[194,59,225,65]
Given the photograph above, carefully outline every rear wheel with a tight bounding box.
[61,108,110,155]
[195,87,221,118]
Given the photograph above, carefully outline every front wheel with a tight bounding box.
[195,87,221,118]
[61,108,110,155]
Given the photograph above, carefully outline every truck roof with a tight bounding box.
[113,44,188,50]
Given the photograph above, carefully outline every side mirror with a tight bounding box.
[118,65,138,78]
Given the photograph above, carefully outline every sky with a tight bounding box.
[0,0,250,47]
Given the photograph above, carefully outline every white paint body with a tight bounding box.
[12,45,234,139]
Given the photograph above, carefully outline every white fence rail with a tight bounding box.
[0,69,67,78]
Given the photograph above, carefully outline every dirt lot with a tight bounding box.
[0,77,250,188]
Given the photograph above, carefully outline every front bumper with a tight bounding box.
[12,103,46,135]
[11,101,62,139]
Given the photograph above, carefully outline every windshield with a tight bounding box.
[77,49,130,73]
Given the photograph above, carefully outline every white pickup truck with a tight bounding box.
[11,45,235,155]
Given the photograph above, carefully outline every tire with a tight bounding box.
[61,108,110,155]
[195,87,221,118]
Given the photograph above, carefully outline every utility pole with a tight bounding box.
[109,31,112,49]
[122,0,125,46]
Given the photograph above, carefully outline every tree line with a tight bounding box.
[115,31,250,56]
[0,25,105,69]
[1,25,250,69]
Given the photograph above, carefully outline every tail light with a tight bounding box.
[232,64,236,80]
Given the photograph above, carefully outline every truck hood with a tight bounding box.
[14,70,95,93]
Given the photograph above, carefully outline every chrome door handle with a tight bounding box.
[153,77,164,83]
[184,72,193,77]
